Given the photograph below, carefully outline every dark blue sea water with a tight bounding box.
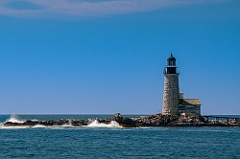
[0,115,240,159]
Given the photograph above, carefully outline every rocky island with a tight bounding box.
[3,113,240,128]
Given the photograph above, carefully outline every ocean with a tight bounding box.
[0,115,240,159]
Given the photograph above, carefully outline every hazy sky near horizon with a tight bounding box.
[0,0,240,115]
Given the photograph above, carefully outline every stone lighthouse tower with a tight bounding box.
[162,54,180,115]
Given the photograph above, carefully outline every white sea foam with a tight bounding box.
[5,115,25,124]
[86,120,122,128]
[0,124,71,129]
[0,125,29,129]
[62,124,74,127]
[32,124,46,128]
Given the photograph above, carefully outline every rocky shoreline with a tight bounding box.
[3,113,240,127]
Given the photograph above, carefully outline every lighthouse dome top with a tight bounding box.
[167,53,176,66]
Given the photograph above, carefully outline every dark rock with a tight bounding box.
[2,113,240,128]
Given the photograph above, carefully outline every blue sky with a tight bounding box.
[0,0,240,115]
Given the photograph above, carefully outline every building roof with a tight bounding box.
[168,53,176,61]
[179,98,201,106]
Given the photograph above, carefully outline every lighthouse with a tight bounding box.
[162,54,180,115]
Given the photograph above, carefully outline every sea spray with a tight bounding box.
[6,114,25,124]
[86,120,122,128]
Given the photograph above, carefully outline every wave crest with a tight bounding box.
[6,115,25,124]
[86,120,122,128]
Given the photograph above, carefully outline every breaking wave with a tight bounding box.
[86,120,122,128]
[0,117,122,129]
[5,114,26,124]
[0,125,30,129]
[32,124,47,128]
